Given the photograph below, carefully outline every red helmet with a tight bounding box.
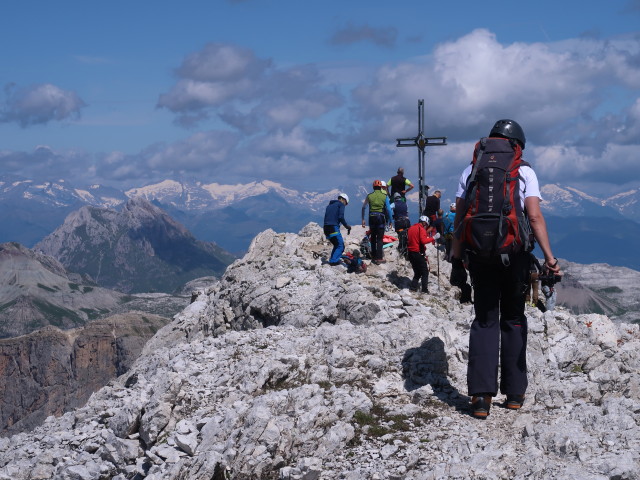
[372,179,383,188]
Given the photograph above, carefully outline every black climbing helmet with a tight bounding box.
[489,119,526,149]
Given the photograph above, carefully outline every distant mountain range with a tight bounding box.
[1,174,639,267]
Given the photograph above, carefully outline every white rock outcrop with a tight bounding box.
[0,223,638,479]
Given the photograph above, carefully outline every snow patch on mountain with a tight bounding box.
[126,179,184,199]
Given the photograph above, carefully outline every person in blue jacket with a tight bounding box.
[442,202,456,261]
[323,193,351,265]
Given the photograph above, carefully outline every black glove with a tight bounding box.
[346,226,352,235]
[450,257,467,287]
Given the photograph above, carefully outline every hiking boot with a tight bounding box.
[505,394,525,410]
[328,261,341,266]
[471,395,492,419]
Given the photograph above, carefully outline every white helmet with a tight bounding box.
[450,203,456,210]
[380,181,387,188]
[419,215,430,225]
[338,193,349,205]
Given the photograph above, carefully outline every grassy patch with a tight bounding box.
[570,364,583,373]
[597,286,623,294]
[32,299,84,327]
[413,410,438,424]
[351,403,432,443]
[37,283,58,293]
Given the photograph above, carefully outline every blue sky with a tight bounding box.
[1,0,639,197]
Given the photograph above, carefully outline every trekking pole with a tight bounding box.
[436,243,440,291]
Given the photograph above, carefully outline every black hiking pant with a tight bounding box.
[408,251,429,292]
[394,216,410,258]
[467,252,529,397]
[368,213,386,261]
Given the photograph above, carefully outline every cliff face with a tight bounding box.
[0,312,168,436]
[0,224,638,479]
[35,197,235,293]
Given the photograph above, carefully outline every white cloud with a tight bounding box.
[253,127,317,156]
[351,29,640,147]
[1,83,86,127]
[158,78,254,112]
[531,142,640,184]
[176,43,270,82]
[158,44,344,131]
[145,130,241,170]
[5,30,639,195]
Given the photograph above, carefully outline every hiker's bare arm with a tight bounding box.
[525,196,561,274]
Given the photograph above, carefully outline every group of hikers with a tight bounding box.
[323,119,563,420]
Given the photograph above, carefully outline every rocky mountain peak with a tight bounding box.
[35,201,234,293]
[1,223,638,479]
[120,196,190,236]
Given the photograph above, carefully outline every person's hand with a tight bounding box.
[450,257,467,286]
[361,220,366,228]
[346,226,352,235]
[544,257,562,276]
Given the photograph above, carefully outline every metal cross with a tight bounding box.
[396,99,447,214]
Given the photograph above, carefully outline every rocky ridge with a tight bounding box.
[0,224,638,479]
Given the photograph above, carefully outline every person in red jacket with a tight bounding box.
[407,215,438,293]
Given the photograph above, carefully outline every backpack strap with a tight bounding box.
[498,138,523,267]
[459,137,487,219]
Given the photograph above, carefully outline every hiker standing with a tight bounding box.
[423,190,441,224]
[407,215,437,293]
[442,203,456,261]
[388,167,414,200]
[362,180,393,265]
[323,193,351,266]
[391,192,411,257]
[451,119,561,419]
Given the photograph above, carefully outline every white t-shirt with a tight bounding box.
[455,164,541,209]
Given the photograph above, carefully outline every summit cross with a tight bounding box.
[396,99,447,214]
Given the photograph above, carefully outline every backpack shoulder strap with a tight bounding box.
[459,138,487,218]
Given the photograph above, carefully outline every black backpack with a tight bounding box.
[359,236,372,259]
[457,137,533,262]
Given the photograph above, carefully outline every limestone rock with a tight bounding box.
[0,223,638,479]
